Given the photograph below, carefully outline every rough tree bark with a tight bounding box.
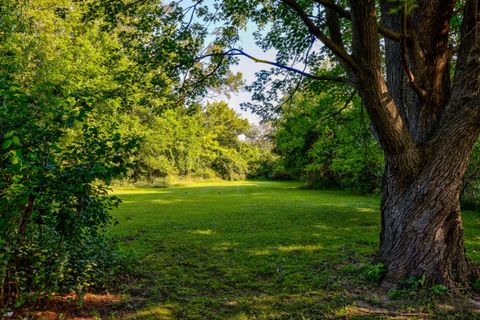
[281,0,480,287]
[376,0,480,286]
[380,122,480,286]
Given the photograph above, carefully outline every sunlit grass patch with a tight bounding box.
[109,180,480,319]
[125,304,176,320]
[190,229,215,235]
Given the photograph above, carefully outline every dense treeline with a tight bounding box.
[271,87,480,203]
[0,0,141,305]
[124,101,272,182]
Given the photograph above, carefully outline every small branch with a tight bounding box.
[279,36,316,110]
[183,3,197,31]
[181,0,204,31]
[196,49,355,85]
[322,90,357,120]
[174,52,228,105]
[379,24,402,41]
[186,53,227,89]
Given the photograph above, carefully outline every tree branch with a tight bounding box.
[314,0,401,41]
[444,0,480,123]
[314,0,350,19]
[349,0,416,154]
[325,6,344,49]
[321,90,357,120]
[379,24,402,42]
[281,0,361,72]
[279,36,316,111]
[196,49,355,85]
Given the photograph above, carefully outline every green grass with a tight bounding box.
[106,180,480,319]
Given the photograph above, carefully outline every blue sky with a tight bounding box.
[181,0,277,124]
[209,25,276,125]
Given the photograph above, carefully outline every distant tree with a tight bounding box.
[88,1,259,182]
[127,102,263,181]
[203,101,250,148]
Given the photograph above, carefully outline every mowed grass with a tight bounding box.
[107,181,480,319]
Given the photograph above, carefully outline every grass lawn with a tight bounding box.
[102,180,480,319]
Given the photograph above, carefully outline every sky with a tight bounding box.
[181,0,277,125]
[205,24,275,125]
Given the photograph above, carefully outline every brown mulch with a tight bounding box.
[7,293,127,320]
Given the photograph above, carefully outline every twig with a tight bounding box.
[322,90,357,120]
[280,35,316,111]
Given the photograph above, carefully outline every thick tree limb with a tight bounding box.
[446,0,480,124]
[452,0,480,96]
[380,0,457,142]
[349,0,415,154]
[314,0,350,18]
[433,98,480,149]
[324,5,357,79]
[325,7,344,50]
[281,0,360,72]
[313,0,401,41]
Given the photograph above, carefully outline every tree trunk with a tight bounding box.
[281,0,480,288]
[380,132,479,287]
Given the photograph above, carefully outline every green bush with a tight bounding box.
[212,149,248,180]
[0,1,137,306]
[364,263,386,282]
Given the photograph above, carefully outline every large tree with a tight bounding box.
[197,0,480,288]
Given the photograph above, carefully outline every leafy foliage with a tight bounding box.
[0,1,272,306]
[274,89,383,193]
[0,0,138,305]
[124,102,266,182]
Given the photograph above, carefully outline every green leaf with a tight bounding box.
[430,284,448,294]
[12,136,20,146]
[2,139,12,149]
